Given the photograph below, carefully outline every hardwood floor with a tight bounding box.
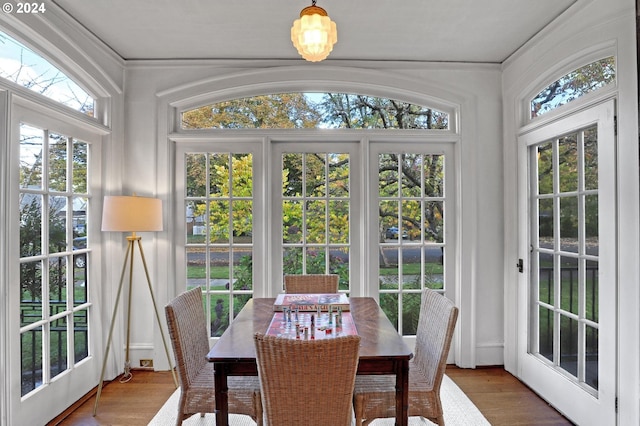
[446,366,574,425]
[50,366,573,426]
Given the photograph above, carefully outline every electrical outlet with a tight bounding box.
[140,359,153,368]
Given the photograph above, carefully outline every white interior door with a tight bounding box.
[517,100,616,425]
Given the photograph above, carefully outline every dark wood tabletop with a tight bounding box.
[207,297,413,426]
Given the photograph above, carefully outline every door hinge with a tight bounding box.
[517,258,524,273]
[615,396,618,413]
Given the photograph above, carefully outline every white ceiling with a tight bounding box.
[52,0,578,63]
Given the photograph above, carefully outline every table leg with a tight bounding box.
[395,359,410,426]
[214,364,229,426]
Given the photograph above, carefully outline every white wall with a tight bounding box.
[501,0,639,424]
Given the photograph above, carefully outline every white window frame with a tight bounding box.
[6,95,106,426]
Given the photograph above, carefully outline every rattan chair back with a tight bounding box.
[283,274,339,294]
[254,333,361,426]
[165,287,262,425]
[352,288,458,426]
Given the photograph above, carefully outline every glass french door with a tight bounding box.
[517,100,616,425]
[369,143,455,336]
[9,104,101,425]
[271,142,361,294]
[176,142,263,338]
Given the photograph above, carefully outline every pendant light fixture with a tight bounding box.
[291,0,337,62]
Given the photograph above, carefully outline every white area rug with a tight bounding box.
[148,375,490,425]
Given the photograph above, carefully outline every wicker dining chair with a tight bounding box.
[253,332,361,426]
[283,274,339,294]
[165,287,263,426]
[352,288,459,426]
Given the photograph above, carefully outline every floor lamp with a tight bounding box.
[93,195,178,416]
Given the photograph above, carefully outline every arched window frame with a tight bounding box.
[520,43,618,128]
[179,92,452,131]
[0,23,112,128]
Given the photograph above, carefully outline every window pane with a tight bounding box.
[209,294,228,338]
[401,154,422,197]
[537,142,553,195]
[283,200,303,243]
[401,247,420,290]
[558,134,578,193]
[283,247,303,275]
[306,154,326,197]
[210,154,229,198]
[402,200,420,240]
[538,198,554,248]
[49,196,67,254]
[560,315,578,377]
[380,293,398,329]
[182,93,449,130]
[585,326,599,390]
[538,253,554,305]
[306,200,326,244]
[328,200,349,243]
[233,253,253,291]
[186,154,207,197]
[50,316,68,379]
[584,127,598,191]
[186,200,205,244]
[585,260,599,322]
[379,154,399,197]
[73,252,88,307]
[424,201,444,243]
[232,200,252,244]
[0,31,95,115]
[560,256,579,315]
[210,200,229,243]
[20,124,44,189]
[531,57,615,118]
[559,196,578,252]
[539,306,554,362]
[283,153,303,197]
[72,141,88,194]
[21,261,42,327]
[74,309,89,362]
[328,154,349,197]
[49,257,67,314]
[402,292,421,335]
[210,250,229,290]
[305,247,326,274]
[424,248,444,290]
[49,133,68,192]
[232,154,252,196]
[424,155,444,197]
[21,326,42,396]
[21,195,43,257]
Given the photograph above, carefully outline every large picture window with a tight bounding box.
[182,150,257,337]
[175,92,456,337]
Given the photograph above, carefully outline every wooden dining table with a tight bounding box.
[207,297,413,426]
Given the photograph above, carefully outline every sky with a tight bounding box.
[0,30,94,112]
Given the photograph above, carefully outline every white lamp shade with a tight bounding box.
[102,195,163,232]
